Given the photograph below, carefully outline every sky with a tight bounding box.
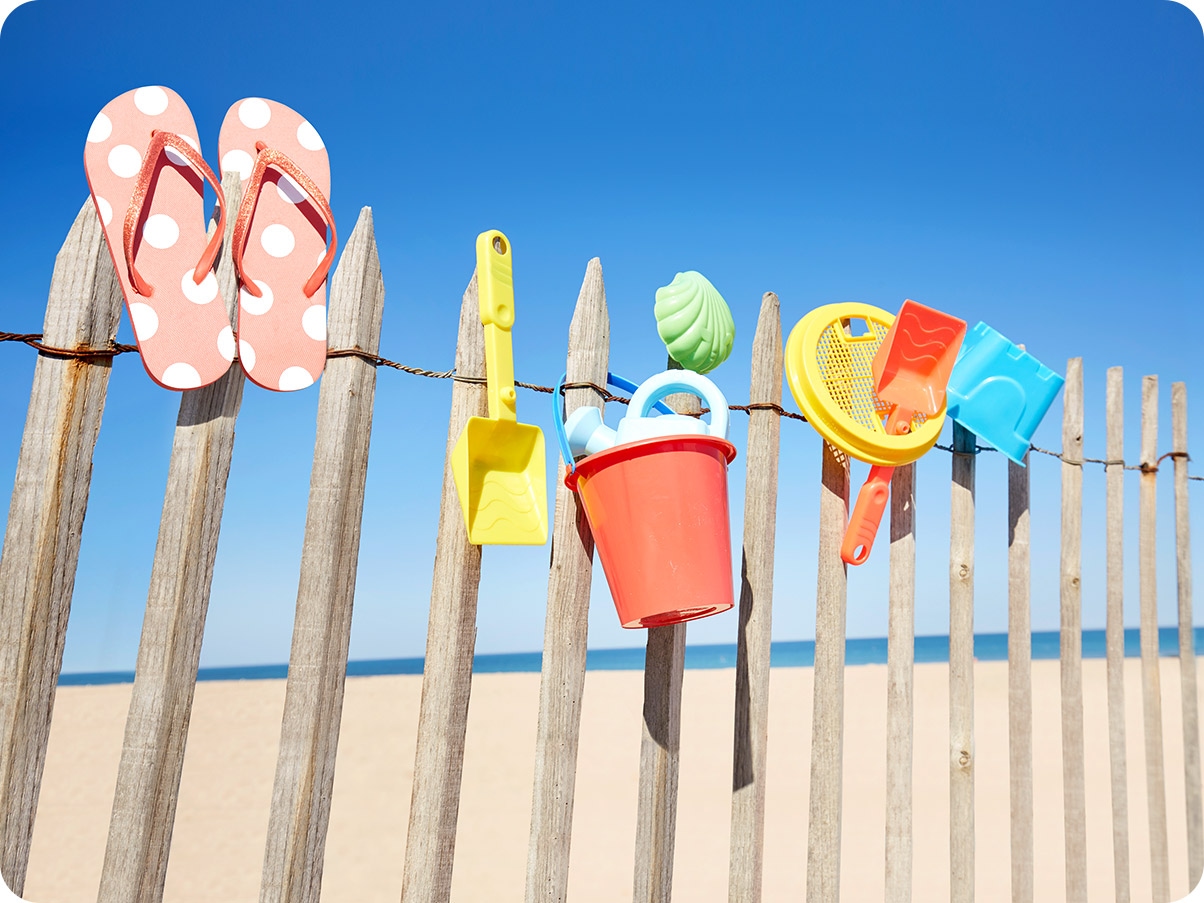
[0,0,1201,672]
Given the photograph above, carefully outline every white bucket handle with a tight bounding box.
[627,370,730,440]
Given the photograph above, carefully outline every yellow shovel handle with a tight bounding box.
[475,230,517,422]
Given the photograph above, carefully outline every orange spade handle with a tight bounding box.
[841,464,895,565]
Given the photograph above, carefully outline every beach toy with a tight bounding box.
[842,301,965,565]
[220,97,337,391]
[554,371,737,628]
[654,271,736,374]
[945,322,1065,465]
[450,230,548,545]
[785,302,948,563]
[84,86,233,390]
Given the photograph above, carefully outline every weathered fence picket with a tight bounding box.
[806,441,849,903]
[728,292,783,903]
[949,422,975,903]
[884,462,916,903]
[0,199,123,894]
[1060,358,1087,902]
[1008,440,1033,903]
[399,273,487,903]
[98,173,246,903]
[1140,375,1171,903]
[259,207,385,903]
[1105,366,1131,903]
[525,259,609,903]
[1174,382,1201,889]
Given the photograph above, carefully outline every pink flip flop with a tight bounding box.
[218,98,336,392]
[83,86,234,390]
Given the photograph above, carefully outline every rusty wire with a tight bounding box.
[4,331,1200,481]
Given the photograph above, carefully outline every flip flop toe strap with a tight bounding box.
[122,130,226,297]
[232,142,337,300]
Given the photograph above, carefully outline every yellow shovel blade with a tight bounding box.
[451,416,548,545]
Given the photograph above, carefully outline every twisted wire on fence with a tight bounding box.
[3,331,1199,479]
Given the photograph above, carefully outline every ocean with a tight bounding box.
[57,626,1204,686]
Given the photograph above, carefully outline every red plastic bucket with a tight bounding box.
[565,434,737,629]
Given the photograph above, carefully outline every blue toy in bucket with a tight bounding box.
[944,322,1065,465]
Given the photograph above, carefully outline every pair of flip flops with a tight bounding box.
[83,86,335,392]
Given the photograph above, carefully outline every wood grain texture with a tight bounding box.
[949,423,975,903]
[632,356,698,903]
[1172,381,1202,891]
[259,208,385,903]
[1059,358,1087,902]
[399,273,487,903]
[0,199,123,893]
[99,172,247,903]
[806,441,849,903]
[728,293,783,903]
[1140,375,1171,903]
[1008,447,1033,903]
[884,463,915,903]
[1105,366,1131,903]
[524,259,609,903]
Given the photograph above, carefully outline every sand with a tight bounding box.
[22,658,1202,902]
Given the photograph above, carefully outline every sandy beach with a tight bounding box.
[22,658,1202,902]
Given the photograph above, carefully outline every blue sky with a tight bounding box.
[0,0,1201,672]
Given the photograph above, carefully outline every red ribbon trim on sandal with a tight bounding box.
[122,130,225,298]
[232,142,337,300]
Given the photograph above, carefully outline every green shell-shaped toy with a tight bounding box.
[654,271,736,374]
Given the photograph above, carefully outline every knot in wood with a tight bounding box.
[958,750,971,768]
[958,564,969,579]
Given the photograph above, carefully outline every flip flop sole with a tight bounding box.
[219,98,331,393]
[83,86,233,390]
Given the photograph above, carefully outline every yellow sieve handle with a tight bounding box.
[475,229,517,422]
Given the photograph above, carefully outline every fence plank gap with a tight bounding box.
[949,422,976,903]
[1105,366,1131,903]
[884,462,916,903]
[1172,381,1202,891]
[632,355,696,903]
[728,292,783,903]
[806,440,849,903]
[259,208,386,903]
[525,259,610,903]
[1059,358,1087,902]
[1008,441,1033,903]
[98,172,247,903]
[399,271,487,903]
[1140,374,1171,903]
[0,199,123,893]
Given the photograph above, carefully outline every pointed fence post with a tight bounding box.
[884,461,915,903]
[1140,375,1170,903]
[1008,442,1033,903]
[525,259,609,903]
[728,293,782,903]
[97,172,246,903]
[1105,367,1131,903]
[632,356,696,903]
[1060,358,1087,902]
[806,440,849,903]
[400,272,487,903]
[0,200,123,893]
[949,422,975,903]
[259,208,385,903]
[1172,382,1201,890]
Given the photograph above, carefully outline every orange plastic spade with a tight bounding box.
[841,300,967,565]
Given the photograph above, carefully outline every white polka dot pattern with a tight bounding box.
[95,197,112,226]
[217,327,235,362]
[238,98,272,129]
[108,145,142,179]
[239,339,257,372]
[181,269,219,305]
[87,113,112,143]
[221,149,254,180]
[162,362,202,389]
[240,280,274,315]
[260,223,295,258]
[278,367,314,391]
[275,174,306,204]
[134,86,169,116]
[297,120,324,150]
[164,135,198,167]
[143,214,179,249]
[129,302,158,340]
[301,305,327,341]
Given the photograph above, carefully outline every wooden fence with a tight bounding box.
[0,179,1200,902]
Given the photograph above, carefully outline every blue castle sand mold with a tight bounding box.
[945,321,1065,464]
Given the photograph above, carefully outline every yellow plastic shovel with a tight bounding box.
[451,230,548,545]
